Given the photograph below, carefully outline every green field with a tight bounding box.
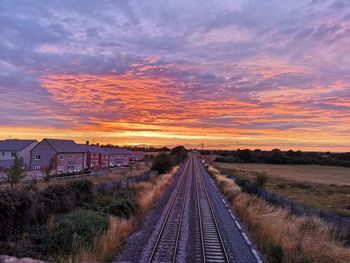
[214,162,350,217]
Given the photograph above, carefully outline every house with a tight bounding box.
[80,144,109,171]
[0,139,38,169]
[30,138,87,174]
[106,148,130,167]
[128,151,144,161]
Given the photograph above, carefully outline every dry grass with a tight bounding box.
[209,164,350,263]
[215,162,350,186]
[215,162,350,217]
[74,217,137,263]
[72,166,179,263]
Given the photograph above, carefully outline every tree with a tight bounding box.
[42,156,57,182]
[170,145,188,164]
[144,154,153,168]
[151,153,174,174]
[7,155,25,188]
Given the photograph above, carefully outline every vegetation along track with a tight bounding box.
[144,153,261,263]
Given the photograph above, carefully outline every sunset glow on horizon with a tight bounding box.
[1,1,350,151]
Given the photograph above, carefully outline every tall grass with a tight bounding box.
[208,165,350,263]
[72,166,178,262]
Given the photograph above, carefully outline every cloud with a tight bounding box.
[0,0,349,150]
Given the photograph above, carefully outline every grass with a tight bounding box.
[0,165,178,263]
[208,165,350,263]
[214,162,350,217]
[0,162,149,190]
[73,166,179,262]
[214,162,350,185]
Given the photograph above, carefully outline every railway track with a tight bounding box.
[148,156,192,262]
[194,156,231,263]
[148,154,233,262]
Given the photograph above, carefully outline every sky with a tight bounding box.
[0,0,350,151]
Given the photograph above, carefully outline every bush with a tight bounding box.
[170,145,188,164]
[39,180,93,214]
[151,153,175,174]
[88,197,138,219]
[0,180,93,242]
[87,190,138,219]
[253,174,268,188]
[266,243,284,263]
[46,209,109,255]
[0,189,36,240]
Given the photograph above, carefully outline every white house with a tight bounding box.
[0,139,38,170]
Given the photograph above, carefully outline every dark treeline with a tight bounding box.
[200,149,350,168]
[90,143,171,152]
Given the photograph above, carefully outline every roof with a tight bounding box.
[105,147,130,155]
[130,151,144,155]
[44,138,86,153]
[0,139,37,151]
[80,144,108,154]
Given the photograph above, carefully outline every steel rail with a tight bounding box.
[194,156,231,263]
[148,156,192,263]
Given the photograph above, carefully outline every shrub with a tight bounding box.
[267,243,284,263]
[67,180,94,204]
[40,184,75,214]
[87,190,138,219]
[170,145,188,164]
[254,173,268,187]
[46,209,109,255]
[151,153,174,174]
[7,155,25,188]
[88,197,138,219]
[39,180,93,214]
[0,180,93,242]
[0,189,36,240]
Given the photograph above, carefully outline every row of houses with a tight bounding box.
[0,139,144,175]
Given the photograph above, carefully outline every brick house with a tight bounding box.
[80,144,108,171]
[128,151,144,161]
[30,138,87,174]
[106,148,130,167]
[0,139,38,170]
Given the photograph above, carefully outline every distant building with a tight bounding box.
[30,138,87,174]
[80,144,109,171]
[0,139,38,170]
[106,148,130,167]
[128,151,144,161]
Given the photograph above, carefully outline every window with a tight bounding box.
[34,154,41,160]
[70,154,73,159]
[78,154,82,159]
[59,154,64,160]
[58,166,64,173]
[11,152,16,157]
[1,152,4,156]
[34,166,41,170]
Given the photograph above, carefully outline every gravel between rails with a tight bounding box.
[114,155,263,263]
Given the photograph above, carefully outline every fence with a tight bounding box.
[92,170,158,194]
[224,172,350,239]
[256,187,350,236]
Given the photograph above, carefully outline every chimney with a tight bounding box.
[86,140,90,145]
